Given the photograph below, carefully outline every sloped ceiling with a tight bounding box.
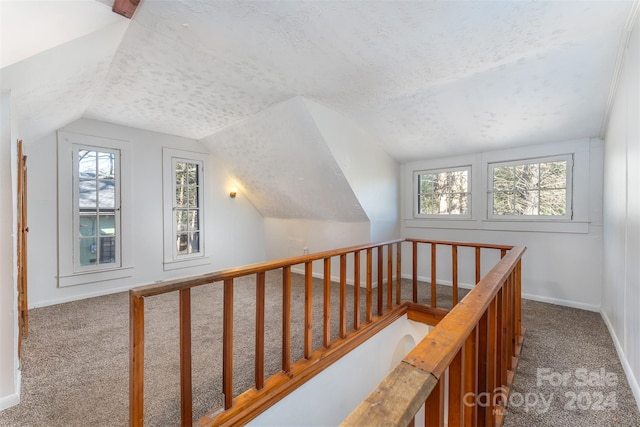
[202,97,368,221]
[2,1,634,161]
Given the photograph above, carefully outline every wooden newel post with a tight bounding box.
[129,293,145,426]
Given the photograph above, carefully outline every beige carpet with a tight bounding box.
[0,274,638,426]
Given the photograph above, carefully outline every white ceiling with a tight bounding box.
[1,0,634,162]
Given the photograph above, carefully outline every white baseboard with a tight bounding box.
[0,370,20,411]
[520,293,600,312]
[29,284,135,309]
[601,310,640,413]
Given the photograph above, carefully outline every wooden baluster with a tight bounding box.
[223,279,234,409]
[304,262,313,359]
[255,273,265,390]
[500,248,507,258]
[377,246,383,316]
[412,241,418,303]
[366,248,373,323]
[463,327,478,426]
[487,298,498,427]
[129,294,145,427]
[475,247,481,284]
[477,310,489,427]
[353,251,361,331]
[340,254,347,339]
[515,261,522,340]
[387,244,393,310]
[496,288,505,392]
[425,376,445,427]
[282,266,291,373]
[452,245,458,307]
[431,243,437,308]
[179,289,192,426]
[323,259,331,348]
[396,242,402,305]
[506,274,514,371]
[448,347,465,425]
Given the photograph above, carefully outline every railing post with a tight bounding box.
[353,251,361,330]
[475,247,481,284]
[223,279,234,410]
[425,376,445,427]
[129,293,145,427]
[304,261,313,359]
[282,266,291,373]
[377,246,383,315]
[477,310,489,427]
[179,289,192,426]
[366,248,373,323]
[448,347,465,425]
[255,273,265,390]
[396,242,402,305]
[387,244,393,310]
[431,243,437,307]
[463,327,478,426]
[412,241,418,303]
[340,254,347,338]
[323,258,331,348]
[452,245,458,307]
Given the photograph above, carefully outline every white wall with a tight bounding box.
[249,315,430,426]
[602,10,640,410]
[25,118,265,308]
[401,138,604,311]
[0,93,20,409]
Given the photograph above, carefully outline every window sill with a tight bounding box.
[404,218,590,234]
[58,266,133,288]
[163,256,211,271]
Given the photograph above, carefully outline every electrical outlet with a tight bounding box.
[303,247,308,255]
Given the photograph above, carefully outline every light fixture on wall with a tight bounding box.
[229,187,237,198]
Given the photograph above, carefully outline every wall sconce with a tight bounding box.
[229,187,237,198]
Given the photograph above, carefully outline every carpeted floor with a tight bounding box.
[0,274,638,426]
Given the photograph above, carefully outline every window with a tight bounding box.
[75,148,120,269]
[488,155,572,219]
[57,131,132,288]
[162,148,209,270]
[173,159,202,257]
[415,166,471,217]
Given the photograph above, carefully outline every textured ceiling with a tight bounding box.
[85,0,633,161]
[1,0,635,161]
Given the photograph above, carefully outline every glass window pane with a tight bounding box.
[97,152,115,179]
[79,215,96,237]
[176,210,188,232]
[540,161,566,189]
[187,163,198,185]
[79,237,97,266]
[493,166,514,191]
[176,186,187,207]
[176,233,189,255]
[99,214,115,235]
[175,162,187,186]
[187,186,198,207]
[79,181,97,208]
[99,236,116,264]
[515,164,539,191]
[78,151,96,179]
[189,232,200,253]
[540,190,566,215]
[98,180,115,208]
[515,190,539,215]
[188,211,199,231]
[493,191,514,215]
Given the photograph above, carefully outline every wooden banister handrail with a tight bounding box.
[130,239,524,427]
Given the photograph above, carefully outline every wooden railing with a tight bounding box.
[129,239,521,426]
[343,244,526,426]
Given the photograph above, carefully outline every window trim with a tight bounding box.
[487,154,573,221]
[162,147,210,271]
[57,131,133,288]
[413,165,472,219]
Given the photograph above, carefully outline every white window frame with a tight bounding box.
[73,146,121,272]
[413,165,472,219]
[162,148,210,271]
[487,154,573,221]
[57,132,133,287]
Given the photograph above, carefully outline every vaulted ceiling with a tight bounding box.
[1,0,635,164]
